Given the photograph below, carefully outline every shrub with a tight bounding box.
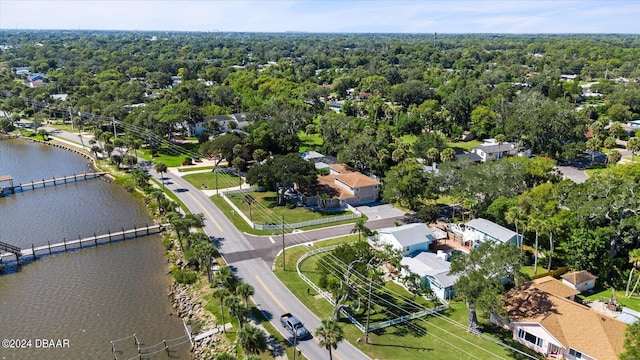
[172,266,198,284]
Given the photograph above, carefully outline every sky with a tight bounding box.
[1,0,639,34]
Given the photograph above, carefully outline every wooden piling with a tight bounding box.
[79,234,82,249]
[108,230,112,243]
[146,224,149,235]
[122,227,125,240]
[48,241,52,255]
[32,244,36,260]
[134,225,138,238]
[53,177,56,185]
[63,238,67,251]
[94,232,97,246]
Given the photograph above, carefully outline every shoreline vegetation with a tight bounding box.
[8,131,291,359]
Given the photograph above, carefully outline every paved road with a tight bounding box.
[45,128,411,359]
[158,169,381,360]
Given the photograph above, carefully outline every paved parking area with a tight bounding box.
[356,203,405,220]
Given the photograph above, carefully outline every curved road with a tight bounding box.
[46,128,405,359]
[158,170,400,360]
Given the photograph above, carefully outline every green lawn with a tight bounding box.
[225,191,352,225]
[138,147,197,168]
[274,238,541,360]
[580,285,640,312]
[182,171,241,190]
[446,140,482,154]
[298,131,323,152]
[178,166,215,172]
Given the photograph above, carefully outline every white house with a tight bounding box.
[462,218,522,248]
[561,270,598,293]
[400,251,458,300]
[376,223,434,256]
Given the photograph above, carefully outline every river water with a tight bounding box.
[0,139,189,360]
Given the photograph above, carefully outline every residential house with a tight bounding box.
[375,223,434,255]
[502,282,627,360]
[400,251,457,300]
[462,218,522,248]
[187,113,249,137]
[50,94,68,102]
[470,139,530,162]
[562,270,598,293]
[26,73,46,88]
[532,276,580,301]
[14,66,30,75]
[312,164,380,207]
[560,74,577,81]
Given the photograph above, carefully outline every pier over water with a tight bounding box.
[0,172,106,197]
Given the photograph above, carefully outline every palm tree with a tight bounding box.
[319,192,330,213]
[608,150,622,164]
[585,137,602,165]
[440,147,456,162]
[505,206,525,249]
[426,147,440,165]
[236,324,268,355]
[527,217,544,275]
[627,137,640,163]
[155,161,167,187]
[225,295,249,328]
[626,249,640,297]
[315,318,344,360]
[192,234,218,283]
[351,218,370,242]
[235,282,255,305]
[214,264,233,285]
[212,286,229,333]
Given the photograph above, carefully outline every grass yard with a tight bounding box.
[225,191,352,225]
[580,285,640,312]
[178,166,215,172]
[298,131,323,152]
[182,171,241,190]
[446,140,482,154]
[274,238,541,360]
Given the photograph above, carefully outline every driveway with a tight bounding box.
[356,203,406,220]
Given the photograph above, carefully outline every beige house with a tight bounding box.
[501,281,627,360]
[310,164,380,208]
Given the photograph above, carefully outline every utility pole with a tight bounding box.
[365,274,373,343]
[68,106,73,131]
[282,215,286,271]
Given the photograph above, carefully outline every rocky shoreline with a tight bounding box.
[168,278,233,359]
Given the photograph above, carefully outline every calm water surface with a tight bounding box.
[0,139,189,359]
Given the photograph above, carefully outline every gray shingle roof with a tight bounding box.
[465,218,517,243]
[379,223,433,247]
[401,251,458,288]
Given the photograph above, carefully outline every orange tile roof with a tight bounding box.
[328,164,380,188]
[505,283,627,359]
[334,172,380,188]
[317,174,352,199]
[532,276,580,299]
[561,270,598,286]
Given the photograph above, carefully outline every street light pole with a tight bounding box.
[282,215,286,271]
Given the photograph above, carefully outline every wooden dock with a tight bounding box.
[0,224,168,269]
[0,172,106,197]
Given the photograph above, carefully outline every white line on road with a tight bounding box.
[269,236,275,244]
